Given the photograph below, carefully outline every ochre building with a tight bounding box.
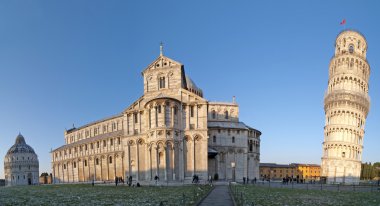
[259,163,320,181]
[51,50,261,183]
[321,30,371,184]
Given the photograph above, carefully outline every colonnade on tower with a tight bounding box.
[321,30,370,184]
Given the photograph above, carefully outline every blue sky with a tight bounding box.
[0,1,379,178]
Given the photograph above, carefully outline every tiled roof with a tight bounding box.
[66,113,123,134]
[259,163,295,168]
[207,121,249,129]
[52,130,124,152]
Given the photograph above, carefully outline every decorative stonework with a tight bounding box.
[51,52,261,183]
[4,134,39,186]
[321,30,370,184]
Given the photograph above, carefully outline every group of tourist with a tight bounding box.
[242,177,257,184]
[192,175,199,183]
[88,175,142,187]
[281,177,317,184]
[114,176,124,186]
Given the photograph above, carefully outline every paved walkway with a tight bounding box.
[199,185,234,206]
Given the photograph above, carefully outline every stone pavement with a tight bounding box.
[199,185,234,206]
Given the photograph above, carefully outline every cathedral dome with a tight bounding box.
[6,133,36,155]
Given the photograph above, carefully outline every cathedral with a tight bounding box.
[51,48,261,183]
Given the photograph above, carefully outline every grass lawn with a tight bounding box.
[0,184,212,206]
[231,184,380,206]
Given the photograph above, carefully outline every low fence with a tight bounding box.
[230,181,380,206]
[230,183,255,206]
[254,181,380,192]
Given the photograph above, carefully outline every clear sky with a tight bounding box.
[0,1,379,178]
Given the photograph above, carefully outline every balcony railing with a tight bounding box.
[324,89,370,104]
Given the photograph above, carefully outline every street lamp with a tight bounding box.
[231,162,236,182]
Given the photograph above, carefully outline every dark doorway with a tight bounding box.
[27,173,32,185]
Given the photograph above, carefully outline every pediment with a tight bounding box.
[142,55,182,74]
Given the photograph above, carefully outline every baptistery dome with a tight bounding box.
[4,133,39,186]
[6,134,36,155]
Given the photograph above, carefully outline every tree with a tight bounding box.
[40,172,49,177]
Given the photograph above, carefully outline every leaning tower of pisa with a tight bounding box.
[321,30,370,184]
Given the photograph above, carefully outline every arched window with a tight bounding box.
[73,162,76,168]
[225,111,229,119]
[84,160,87,167]
[64,164,66,169]
[158,152,164,165]
[96,158,99,165]
[249,140,253,152]
[190,106,194,117]
[159,77,166,88]
[109,156,112,164]
[158,105,162,113]
[232,136,235,143]
[211,110,216,119]
[213,136,216,143]
[134,113,138,123]
[349,45,354,54]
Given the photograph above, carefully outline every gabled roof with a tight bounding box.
[52,130,123,152]
[141,55,182,75]
[66,113,123,134]
[123,95,145,113]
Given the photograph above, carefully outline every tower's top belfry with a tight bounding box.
[334,30,368,59]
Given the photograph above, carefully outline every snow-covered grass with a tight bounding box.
[0,184,212,205]
[231,184,380,206]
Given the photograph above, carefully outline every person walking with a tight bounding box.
[128,176,132,187]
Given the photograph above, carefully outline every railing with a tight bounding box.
[330,52,368,63]
[324,89,370,101]
[230,181,380,206]
[324,89,371,106]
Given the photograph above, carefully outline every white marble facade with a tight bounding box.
[322,30,370,184]
[52,51,261,183]
[4,134,39,186]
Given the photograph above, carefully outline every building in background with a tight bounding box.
[51,48,261,183]
[39,173,53,184]
[260,163,297,180]
[321,30,371,184]
[291,163,321,181]
[259,163,320,181]
[4,134,39,186]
